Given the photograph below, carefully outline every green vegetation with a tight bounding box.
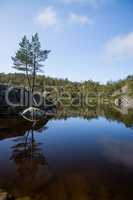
[0,73,133,97]
[12,33,50,93]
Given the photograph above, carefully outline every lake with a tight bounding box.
[0,106,133,200]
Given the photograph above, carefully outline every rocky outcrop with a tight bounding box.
[113,85,133,108]
[113,85,128,96]
[0,84,29,107]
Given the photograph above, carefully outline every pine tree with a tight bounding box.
[12,35,32,89]
[12,33,51,93]
[31,33,50,93]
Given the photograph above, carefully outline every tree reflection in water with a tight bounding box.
[9,123,54,199]
[11,127,47,172]
[1,106,133,200]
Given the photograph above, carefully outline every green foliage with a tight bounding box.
[12,33,50,91]
[127,80,133,96]
[1,73,133,95]
[1,70,133,100]
[31,33,51,73]
[12,35,32,72]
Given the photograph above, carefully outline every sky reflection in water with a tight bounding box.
[0,107,133,199]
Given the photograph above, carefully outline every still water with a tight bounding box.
[0,106,133,200]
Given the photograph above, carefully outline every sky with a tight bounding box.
[0,0,133,83]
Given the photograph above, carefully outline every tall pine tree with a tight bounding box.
[12,33,50,93]
[12,35,32,89]
[31,33,50,93]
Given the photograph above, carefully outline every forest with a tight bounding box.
[0,73,133,97]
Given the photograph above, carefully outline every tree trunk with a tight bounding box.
[32,56,36,107]
[26,66,32,90]
[25,50,32,91]
[32,59,36,94]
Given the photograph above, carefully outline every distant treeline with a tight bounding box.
[0,73,133,96]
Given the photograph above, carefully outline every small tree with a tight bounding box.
[12,35,32,89]
[31,33,50,93]
[12,33,50,93]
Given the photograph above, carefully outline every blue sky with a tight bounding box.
[0,0,133,83]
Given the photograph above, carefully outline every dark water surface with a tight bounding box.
[0,106,133,200]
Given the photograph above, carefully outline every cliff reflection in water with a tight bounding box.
[0,105,133,200]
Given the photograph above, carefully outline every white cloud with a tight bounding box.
[104,32,133,62]
[35,6,59,30]
[98,137,133,168]
[69,13,93,25]
[35,7,93,30]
